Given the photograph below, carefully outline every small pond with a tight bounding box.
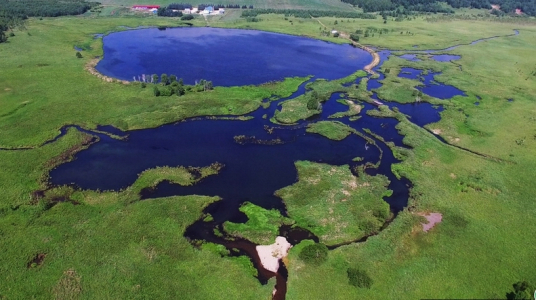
[431,54,461,62]
[397,67,466,99]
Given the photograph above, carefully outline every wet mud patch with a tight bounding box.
[27,253,47,268]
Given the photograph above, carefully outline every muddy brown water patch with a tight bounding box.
[27,253,47,268]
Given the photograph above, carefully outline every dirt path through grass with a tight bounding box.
[311,16,380,74]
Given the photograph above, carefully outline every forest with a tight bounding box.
[0,0,99,42]
[241,9,376,19]
[0,12,25,43]
[0,0,99,18]
[342,0,536,16]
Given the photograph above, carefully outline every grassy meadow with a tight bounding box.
[276,161,391,246]
[0,5,535,300]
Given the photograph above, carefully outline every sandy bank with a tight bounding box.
[256,236,292,273]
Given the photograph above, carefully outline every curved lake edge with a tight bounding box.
[92,26,374,86]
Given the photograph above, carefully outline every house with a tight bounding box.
[184,8,191,14]
[203,6,214,14]
[331,30,338,34]
[132,5,160,10]
[219,8,225,14]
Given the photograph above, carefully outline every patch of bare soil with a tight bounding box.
[418,212,443,232]
[86,58,129,84]
[53,269,82,300]
[27,253,47,268]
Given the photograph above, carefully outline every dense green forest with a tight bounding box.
[0,0,99,17]
[0,12,25,43]
[341,0,536,16]
[0,0,99,42]
[241,8,376,19]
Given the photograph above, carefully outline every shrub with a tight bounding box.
[153,86,160,97]
[181,15,194,21]
[75,52,82,58]
[307,97,319,110]
[176,86,185,96]
[298,243,328,265]
[347,268,373,289]
[159,86,173,96]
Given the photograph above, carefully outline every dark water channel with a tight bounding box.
[50,27,455,299]
[398,67,466,99]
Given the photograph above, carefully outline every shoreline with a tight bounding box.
[310,17,380,75]
[85,58,129,84]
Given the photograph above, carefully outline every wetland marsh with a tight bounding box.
[0,9,535,300]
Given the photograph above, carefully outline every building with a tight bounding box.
[203,6,214,14]
[132,5,160,10]
[219,8,225,14]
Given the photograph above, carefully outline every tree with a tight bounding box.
[178,78,184,86]
[152,74,158,84]
[205,81,213,91]
[169,74,177,83]
[350,33,360,42]
[181,14,194,20]
[298,243,328,265]
[153,86,160,96]
[347,268,373,289]
[506,281,534,300]
[76,51,82,58]
[307,91,321,110]
[176,85,185,96]
[160,73,168,85]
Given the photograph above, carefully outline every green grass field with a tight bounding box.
[1,3,536,299]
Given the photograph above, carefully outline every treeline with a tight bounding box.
[135,74,213,97]
[341,0,453,13]
[342,0,536,16]
[241,9,376,19]
[0,0,99,18]
[447,0,535,15]
[0,10,26,43]
[198,4,253,10]
[157,7,183,17]
[0,11,26,43]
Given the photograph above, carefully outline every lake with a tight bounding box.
[96,27,372,86]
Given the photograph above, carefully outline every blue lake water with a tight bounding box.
[96,27,372,86]
[431,54,461,62]
[396,67,466,99]
[399,54,420,62]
